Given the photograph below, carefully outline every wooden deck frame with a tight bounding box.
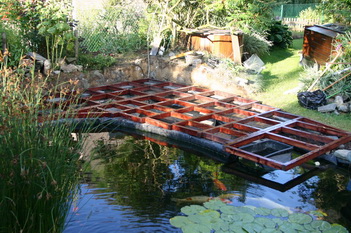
[50,80,351,171]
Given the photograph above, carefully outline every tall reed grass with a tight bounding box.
[0,53,90,233]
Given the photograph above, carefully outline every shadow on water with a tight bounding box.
[64,129,351,232]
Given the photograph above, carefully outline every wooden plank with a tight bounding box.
[267,133,319,151]
[284,135,351,170]
[278,127,334,144]
[225,146,285,170]
[231,34,242,64]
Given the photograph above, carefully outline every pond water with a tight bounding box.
[64,131,351,232]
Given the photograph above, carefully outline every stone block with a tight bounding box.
[317,103,336,113]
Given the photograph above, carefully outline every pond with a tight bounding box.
[64,131,351,232]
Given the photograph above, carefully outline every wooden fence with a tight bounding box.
[281,18,321,31]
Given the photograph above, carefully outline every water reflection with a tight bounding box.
[64,131,351,232]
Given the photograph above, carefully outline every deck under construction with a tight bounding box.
[55,79,351,170]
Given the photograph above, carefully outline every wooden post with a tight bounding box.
[231,32,242,65]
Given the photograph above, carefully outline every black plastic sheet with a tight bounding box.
[297,90,327,110]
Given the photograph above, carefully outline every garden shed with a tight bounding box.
[302,24,349,65]
[188,29,243,64]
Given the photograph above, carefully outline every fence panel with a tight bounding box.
[273,3,318,19]
[282,18,321,32]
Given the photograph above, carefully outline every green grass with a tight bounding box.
[253,39,351,132]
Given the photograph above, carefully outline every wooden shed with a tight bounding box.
[188,29,243,64]
[302,24,348,65]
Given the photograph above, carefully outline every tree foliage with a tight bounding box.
[317,0,351,25]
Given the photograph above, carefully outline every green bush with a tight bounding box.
[319,32,351,98]
[298,7,321,20]
[78,53,116,70]
[268,21,293,49]
[77,2,147,54]
[244,32,272,57]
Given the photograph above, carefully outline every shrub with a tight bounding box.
[78,53,116,70]
[267,21,293,49]
[243,32,272,57]
[298,7,321,20]
[319,32,351,98]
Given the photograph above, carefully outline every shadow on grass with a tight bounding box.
[261,47,294,64]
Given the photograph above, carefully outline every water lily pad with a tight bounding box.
[211,219,226,231]
[221,213,241,222]
[220,205,237,214]
[170,216,191,228]
[304,223,315,231]
[324,224,349,233]
[272,218,284,226]
[254,217,276,228]
[309,210,327,218]
[261,228,282,233]
[279,222,298,233]
[218,220,230,231]
[204,200,227,210]
[255,207,271,216]
[240,213,255,223]
[289,213,313,224]
[242,222,264,233]
[181,205,207,215]
[311,220,331,231]
[271,208,289,217]
[236,206,256,216]
[289,222,305,231]
[229,225,246,233]
[199,209,220,218]
[181,223,211,233]
[188,214,208,224]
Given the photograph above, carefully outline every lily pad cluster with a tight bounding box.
[170,200,349,233]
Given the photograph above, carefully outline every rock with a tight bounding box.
[27,52,46,61]
[319,153,338,165]
[58,58,66,66]
[235,77,249,87]
[333,149,351,164]
[61,64,80,73]
[337,103,349,113]
[43,59,51,75]
[80,78,89,89]
[93,70,105,79]
[317,103,336,113]
[66,57,76,63]
[335,95,344,107]
[76,65,83,72]
[53,70,61,75]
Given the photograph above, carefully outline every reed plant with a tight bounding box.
[0,52,90,233]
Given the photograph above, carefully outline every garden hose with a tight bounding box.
[327,83,351,99]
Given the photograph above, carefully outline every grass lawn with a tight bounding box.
[252,39,351,132]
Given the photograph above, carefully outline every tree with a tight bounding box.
[317,0,351,24]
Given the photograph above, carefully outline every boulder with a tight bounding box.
[317,103,336,113]
[93,70,105,79]
[333,149,351,164]
[334,95,344,107]
[61,64,80,73]
[337,103,349,113]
